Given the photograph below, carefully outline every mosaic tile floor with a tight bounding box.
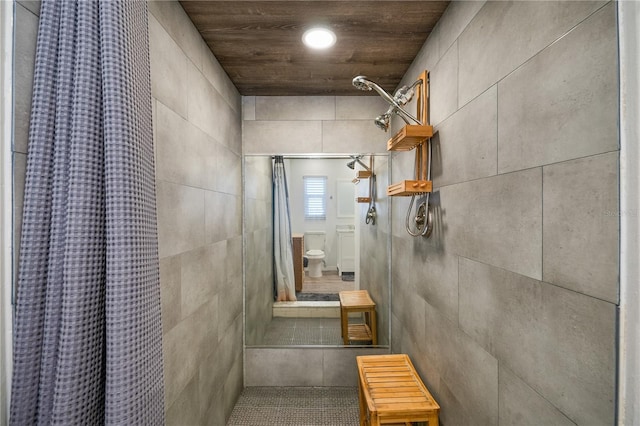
[262,317,344,345]
[226,387,360,425]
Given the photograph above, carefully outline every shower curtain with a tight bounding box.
[273,156,297,301]
[10,1,164,424]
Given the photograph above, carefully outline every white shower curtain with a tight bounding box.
[273,157,297,301]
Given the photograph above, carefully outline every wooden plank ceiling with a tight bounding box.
[180,1,450,96]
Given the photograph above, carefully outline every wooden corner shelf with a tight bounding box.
[356,197,372,203]
[357,170,372,179]
[387,125,433,151]
[387,180,432,196]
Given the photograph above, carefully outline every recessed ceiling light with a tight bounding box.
[302,27,336,50]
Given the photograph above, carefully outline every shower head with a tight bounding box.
[375,113,390,132]
[347,155,371,172]
[352,75,373,91]
[352,76,396,105]
[352,75,423,130]
[374,105,395,132]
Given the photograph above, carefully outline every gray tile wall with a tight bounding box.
[245,347,388,387]
[391,2,618,425]
[244,156,274,346]
[149,2,243,425]
[242,96,390,154]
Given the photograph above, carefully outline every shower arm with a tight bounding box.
[355,158,371,171]
[365,81,423,126]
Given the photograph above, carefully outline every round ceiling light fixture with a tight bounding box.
[302,27,336,49]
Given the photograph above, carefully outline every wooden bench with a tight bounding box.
[356,354,440,426]
[339,290,377,345]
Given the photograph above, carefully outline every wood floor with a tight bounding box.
[300,271,355,294]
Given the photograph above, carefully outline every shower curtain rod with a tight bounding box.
[264,153,385,160]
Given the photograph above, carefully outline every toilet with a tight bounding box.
[304,231,326,278]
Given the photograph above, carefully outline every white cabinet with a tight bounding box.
[337,229,355,275]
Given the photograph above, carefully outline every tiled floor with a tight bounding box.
[226,387,360,425]
[262,317,343,345]
[261,317,366,346]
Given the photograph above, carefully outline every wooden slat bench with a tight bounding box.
[339,290,377,345]
[356,354,440,426]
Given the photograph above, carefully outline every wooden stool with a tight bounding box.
[357,354,440,426]
[339,290,377,345]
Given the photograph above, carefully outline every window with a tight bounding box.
[303,176,327,220]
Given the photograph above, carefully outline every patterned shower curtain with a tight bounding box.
[273,156,297,301]
[10,0,164,424]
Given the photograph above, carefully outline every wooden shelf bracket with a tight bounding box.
[386,70,435,238]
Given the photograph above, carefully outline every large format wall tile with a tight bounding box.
[180,242,226,318]
[322,348,389,386]
[202,46,241,115]
[17,1,40,16]
[335,96,388,120]
[459,258,616,425]
[243,120,323,154]
[213,145,242,196]
[412,238,458,323]
[245,349,324,386]
[163,297,218,408]
[321,120,388,154]
[12,154,26,288]
[218,237,243,338]
[242,96,256,121]
[149,15,188,118]
[160,255,182,334]
[458,1,605,106]
[436,0,485,58]
[440,168,542,279]
[499,366,576,426]
[400,32,440,96]
[200,315,242,416]
[393,236,458,323]
[187,62,241,148]
[255,96,335,121]
[156,181,205,259]
[429,41,458,126]
[165,374,201,426]
[497,3,617,173]
[205,191,241,244]
[148,0,203,71]
[424,302,499,426]
[156,102,212,189]
[543,152,619,303]
[391,267,426,345]
[432,85,497,188]
[14,3,38,154]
